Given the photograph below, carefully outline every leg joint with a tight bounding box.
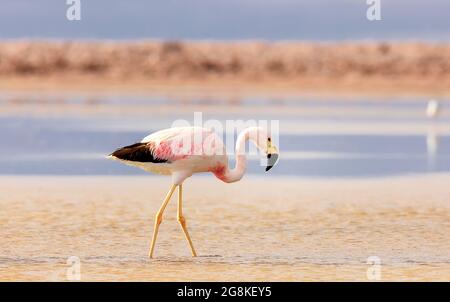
[155,213,163,225]
[177,215,186,224]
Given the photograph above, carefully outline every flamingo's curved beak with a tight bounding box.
[265,138,279,172]
[265,152,279,171]
[265,140,279,172]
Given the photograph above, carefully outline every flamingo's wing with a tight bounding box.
[111,127,218,163]
[141,127,216,161]
[109,142,169,163]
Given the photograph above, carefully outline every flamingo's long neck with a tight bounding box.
[220,129,253,183]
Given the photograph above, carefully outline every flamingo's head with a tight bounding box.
[264,136,279,172]
[249,127,279,172]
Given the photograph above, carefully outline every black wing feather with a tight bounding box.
[110,142,168,163]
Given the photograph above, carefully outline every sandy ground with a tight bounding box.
[0,175,449,281]
[1,75,449,98]
[0,41,449,97]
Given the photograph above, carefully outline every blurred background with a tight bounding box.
[0,0,449,177]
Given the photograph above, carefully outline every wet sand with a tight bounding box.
[1,175,449,281]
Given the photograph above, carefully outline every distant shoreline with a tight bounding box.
[0,41,449,97]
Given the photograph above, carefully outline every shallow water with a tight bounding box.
[0,176,449,281]
[1,94,450,281]
[1,95,450,177]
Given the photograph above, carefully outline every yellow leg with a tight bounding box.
[177,184,197,257]
[148,184,177,258]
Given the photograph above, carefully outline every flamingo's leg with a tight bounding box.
[148,184,177,258]
[177,184,197,257]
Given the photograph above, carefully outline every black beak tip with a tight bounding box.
[265,153,278,172]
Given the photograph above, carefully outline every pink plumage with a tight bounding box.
[108,126,279,257]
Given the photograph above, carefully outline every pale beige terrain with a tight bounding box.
[0,175,449,281]
[0,41,449,96]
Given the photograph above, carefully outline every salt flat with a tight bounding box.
[0,175,449,281]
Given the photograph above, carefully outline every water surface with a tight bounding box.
[1,94,450,281]
[1,95,450,177]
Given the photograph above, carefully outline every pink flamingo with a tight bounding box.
[108,126,279,258]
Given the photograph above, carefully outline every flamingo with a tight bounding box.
[108,126,279,258]
[426,99,440,118]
